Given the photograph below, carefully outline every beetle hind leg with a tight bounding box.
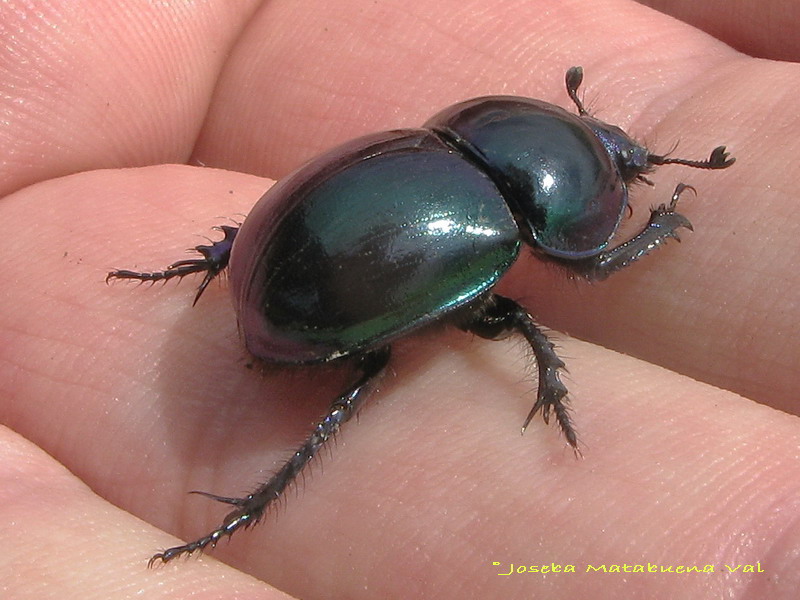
[461,294,577,450]
[148,346,391,566]
[107,225,238,305]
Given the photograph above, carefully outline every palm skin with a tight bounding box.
[1,1,798,599]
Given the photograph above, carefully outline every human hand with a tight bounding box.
[1,1,798,598]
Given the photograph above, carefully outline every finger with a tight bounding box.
[0,166,269,526]
[0,0,259,196]
[3,165,799,598]
[192,2,798,411]
[0,427,292,599]
[512,60,798,415]
[320,336,800,600]
[637,0,800,60]
[193,0,740,178]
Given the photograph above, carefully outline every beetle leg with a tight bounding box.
[462,294,577,450]
[572,183,696,281]
[148,346,391,566]
[106,225,238,305]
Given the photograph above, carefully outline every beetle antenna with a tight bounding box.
[565,66,589,116]
[648,145,735,170]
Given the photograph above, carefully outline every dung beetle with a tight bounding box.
[108,67,734,564]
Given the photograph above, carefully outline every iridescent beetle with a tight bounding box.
[108,67,733,563]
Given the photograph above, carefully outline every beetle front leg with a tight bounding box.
[107,225,238,305]
[462,294,577,450]
[148,346,391,565]
[573,184,695,281]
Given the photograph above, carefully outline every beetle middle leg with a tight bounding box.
[461,294,577,449]
[107,224,238,305]
[148,345,391,565]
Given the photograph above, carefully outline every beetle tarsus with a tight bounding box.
[107,225,238,305]
[148,346,391,566]
[463,294,577,449]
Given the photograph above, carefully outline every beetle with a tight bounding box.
[108,67,734,564]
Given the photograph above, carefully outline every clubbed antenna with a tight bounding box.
[565,66,588,116]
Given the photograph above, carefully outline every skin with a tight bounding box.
[0,0,798,598]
